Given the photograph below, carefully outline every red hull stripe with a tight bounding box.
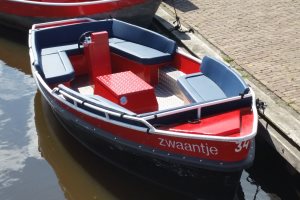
[54,97,253,162]
[0,0,145,17]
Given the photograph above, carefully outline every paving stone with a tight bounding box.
[163,0,300,114]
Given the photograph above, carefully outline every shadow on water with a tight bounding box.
[243,123,300,200]
[0,26,30,74]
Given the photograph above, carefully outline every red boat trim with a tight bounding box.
[9,0,121,6]
[53,100,255,170]
[51,88,253,161]
[53,89,254,162]
[1,0,146,17]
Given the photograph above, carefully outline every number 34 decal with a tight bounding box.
[235,140,250,152]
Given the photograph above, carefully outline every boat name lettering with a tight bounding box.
[158,138,218,156]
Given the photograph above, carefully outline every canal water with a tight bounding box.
[0,25,299,200]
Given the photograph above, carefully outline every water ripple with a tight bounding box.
[0,62,40,190]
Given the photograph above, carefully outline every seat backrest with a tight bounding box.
[111,19,177,55]
[201,56,248,97]
[32,20,114,75]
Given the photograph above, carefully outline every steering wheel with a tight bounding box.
[77,31,94,50]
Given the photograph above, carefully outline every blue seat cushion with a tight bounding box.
[109,38,172,65]
[178,73,227,103]
[178,56,250,103]
[41,51,74,84]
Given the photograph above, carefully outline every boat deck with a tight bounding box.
[72,67,187,112]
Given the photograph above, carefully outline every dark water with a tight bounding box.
[0,26,299,200]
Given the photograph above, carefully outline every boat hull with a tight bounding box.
[0,0,161,29]
[29,17,257,198]
[38,77,255,167]
[42,93,244,199]
[32,69,254,199]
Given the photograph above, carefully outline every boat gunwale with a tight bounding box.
[51,96,256,171]
[7,0,122,6]
[32,69,258,143]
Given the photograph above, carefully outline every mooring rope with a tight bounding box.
[169,0,194,33]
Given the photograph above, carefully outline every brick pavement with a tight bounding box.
[162,0,300,113]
